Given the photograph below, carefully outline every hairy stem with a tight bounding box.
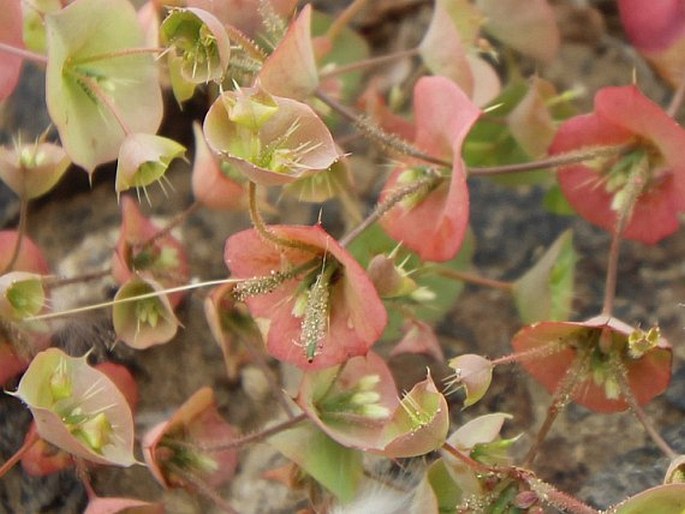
[468,145,625,177]
[338,169,442,247]
[523,351,590,466]
[0,428,39,478]
[612,352,677,459]
[0,42,48,64]
[601,155,648,316]
[75,74,132,136]
[248,182,320,253]
[519,471,601,514]
[140,200,201,249]
[200,413,308,451]
[319,48,419,80]
[314,88,451,167]
[430,267,513,291]
[71,47,166,66]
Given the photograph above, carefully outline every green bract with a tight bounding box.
[204,86,339,186]
[13,348,136,466]
[115,133,186,195]
[45,0,163,173]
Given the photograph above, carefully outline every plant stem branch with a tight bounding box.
[612,353,677,459]
[523,352,589,466]
[468,146,623,177]
[140,200,201,248]
[3,199,28,274]
[319,48,419,80]
[431,267,513,291]
[601,156,648,316]
[0,42,48,64]
[201,413,308,451]
[325,0,370,43]
[247,182,320,253]
[77,74,133,136]
[72,47,166,66]
[338,169,442,247]
[25,277,244,322]
[44,269,111,290]
[314,88,451,168]
[441,441,492,474]
[519,471,601,514]
[0,428,39,478]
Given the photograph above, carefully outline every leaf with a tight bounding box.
[0,271,45,321]
[507,77,557,158]
[112,276,179,349]
[0,0,24,102]
[477,0,560,62]
[612,484,685,514]
[269,421,363,503]
[0,142,71,200]
[347,223,474,341]
[142,387,238,489]
[191,122,245,210]
[115,133,185,195]
[160,7,231,84]
[45,0,163,173]
[513,229,576,323]
[13,348,137,467]
[445,354,493,407]
[379,373,450,458]
[258,4,318,100]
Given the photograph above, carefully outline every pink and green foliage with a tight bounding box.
[204,86,339,186]
[0,0,24,102]
[191,122,245,210]
[296,352,449,457]
[142,387,238,489]
[512,316,672,413]
[2,0,685,511]
[224,225,387,369]
[187,0,297,38]
[115,133,185,196]
[0,232,50,386]
[112,275,179,349]
[380,76,480,262]
[45,0,163,174]
[618,0,685,86]
[551,85,685,244]
[21,362,139,477]
[0,140,70,200]
[111,196,189,307]
[12,348,137,467]
[257,4,318,101]
[419,0,500,106]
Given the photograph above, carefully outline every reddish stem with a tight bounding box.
[0,428,39,478]
[432,267,513,291]
[0,42,48,64]
[319,48,419,79]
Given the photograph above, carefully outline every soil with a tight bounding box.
[1,1,684,513]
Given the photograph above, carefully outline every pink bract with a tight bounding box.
[224,225,387,370]
[380,76,480,262]
[0,0,24,102]
[550,85,685,244]
[142,387,238,489]
[511,316,672,413]
[111,196,190,307]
